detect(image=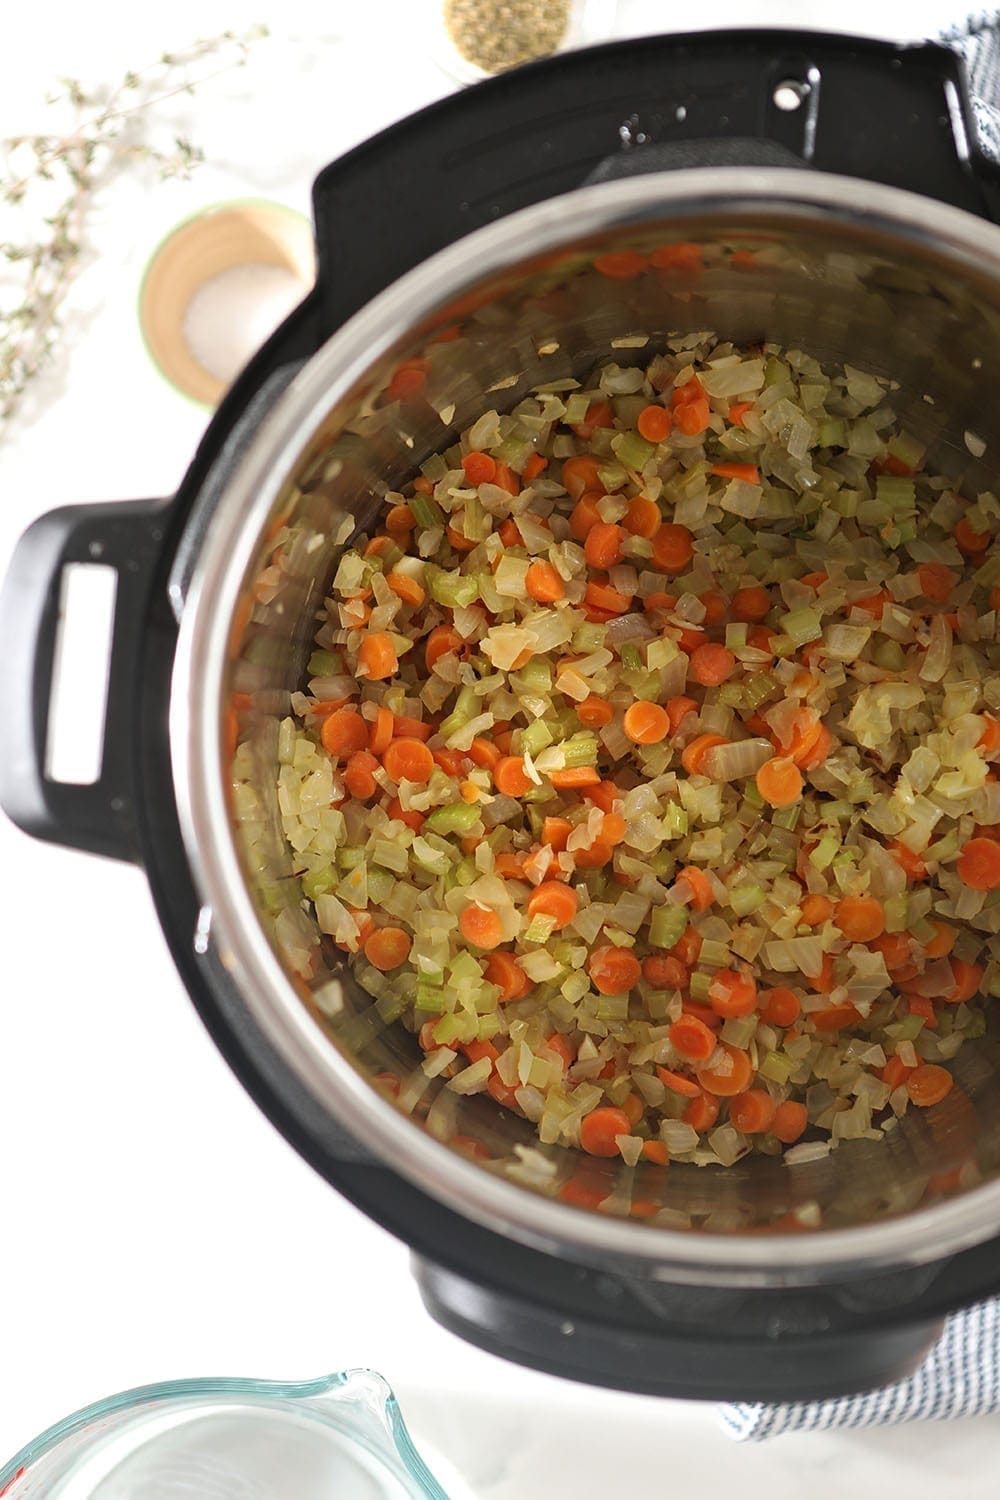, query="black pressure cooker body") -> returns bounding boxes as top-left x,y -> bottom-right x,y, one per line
6,33 -> 1000,1402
